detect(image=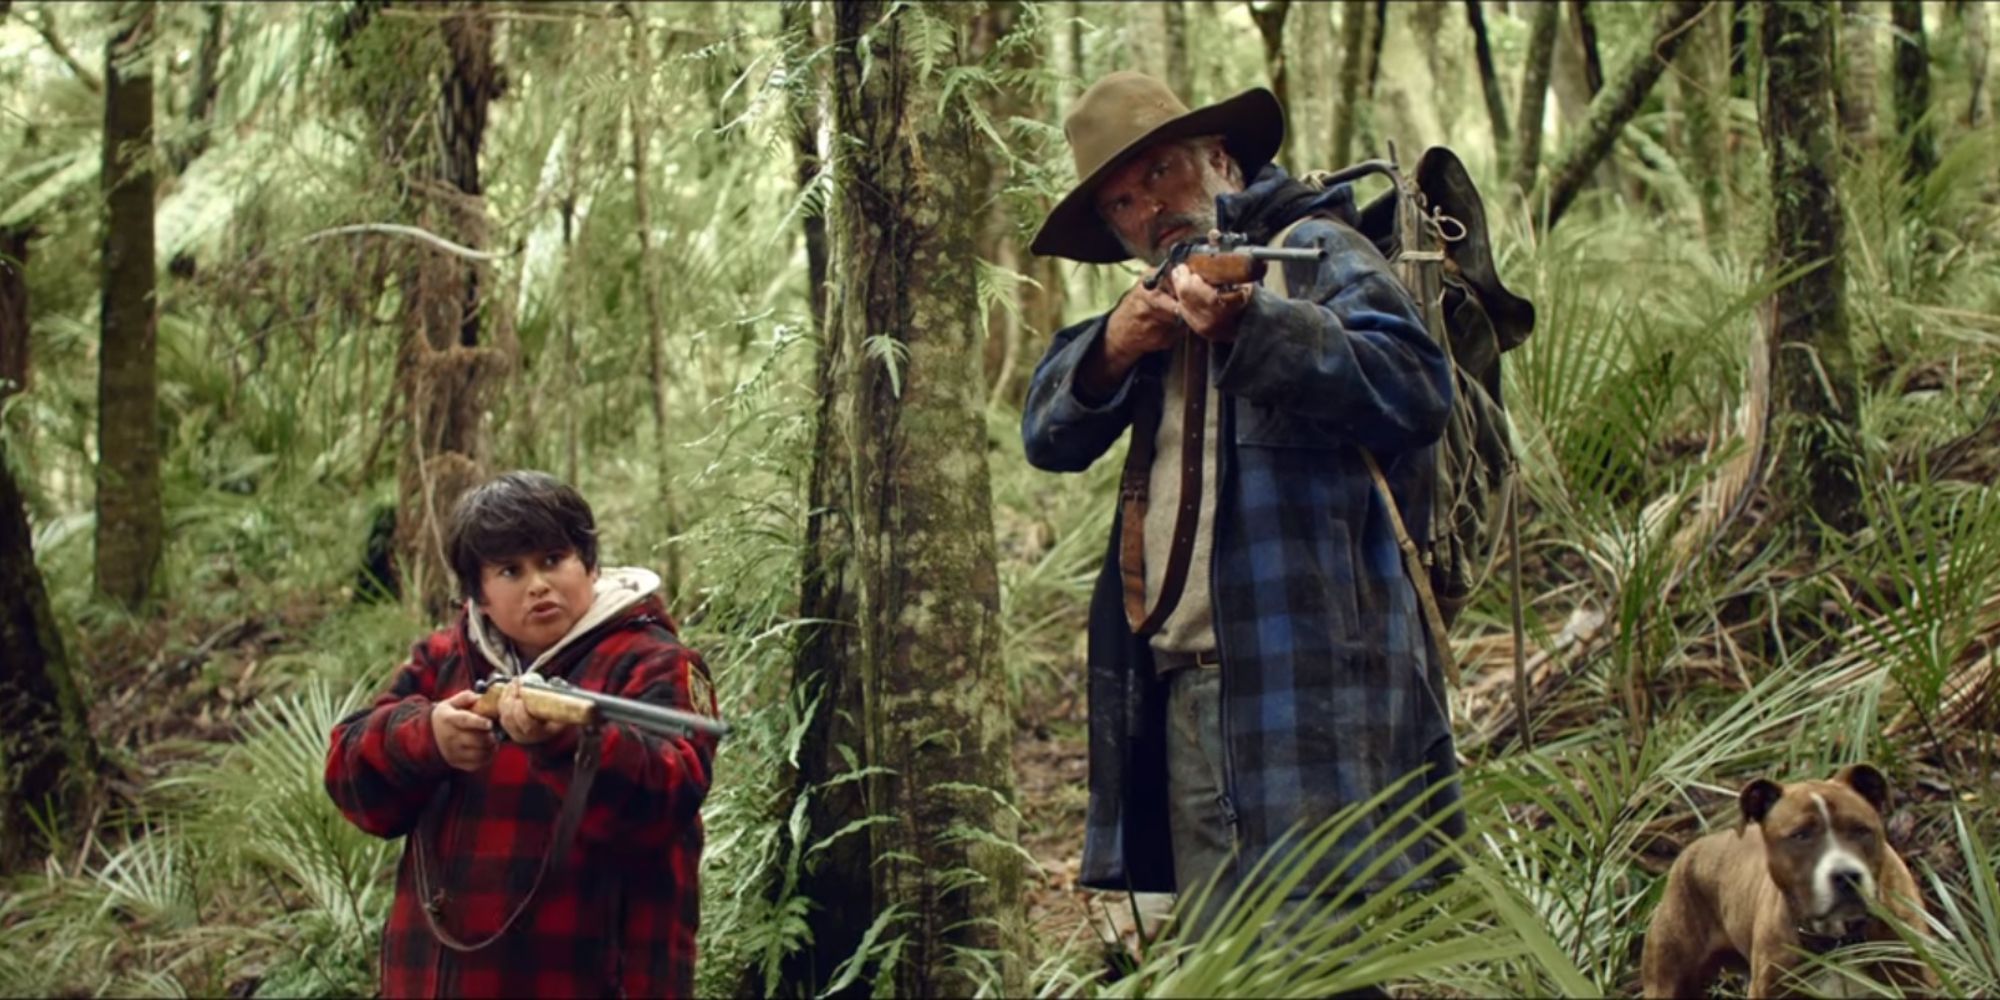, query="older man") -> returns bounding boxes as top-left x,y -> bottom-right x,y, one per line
1021,71 -> 1466,940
